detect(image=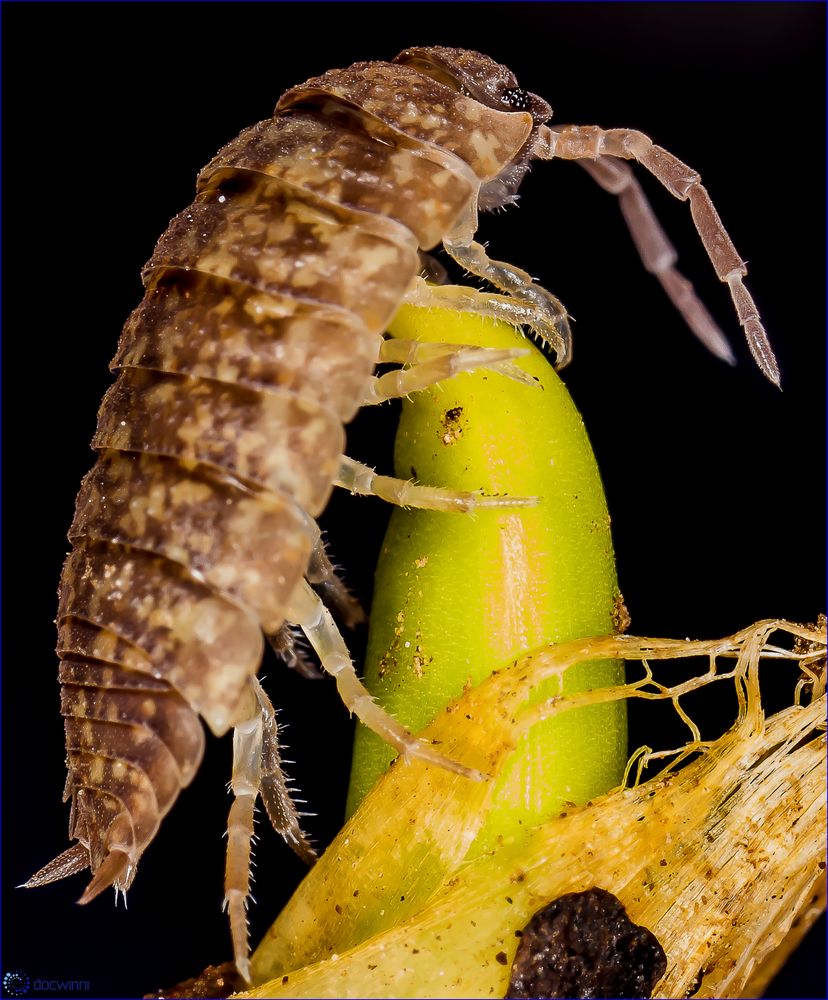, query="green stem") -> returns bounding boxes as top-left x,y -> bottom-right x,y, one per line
346,301 -> 626,852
